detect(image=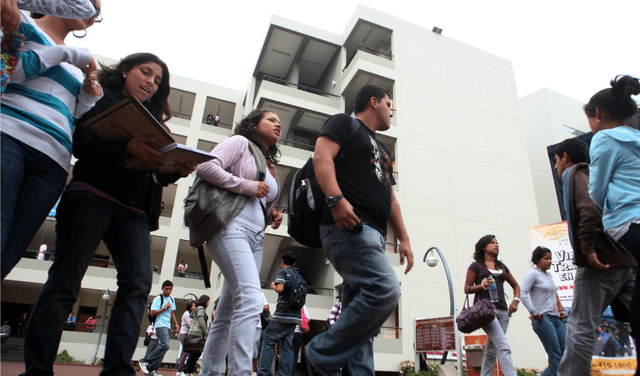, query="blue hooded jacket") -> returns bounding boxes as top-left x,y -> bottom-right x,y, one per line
588,125 -> 640,230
